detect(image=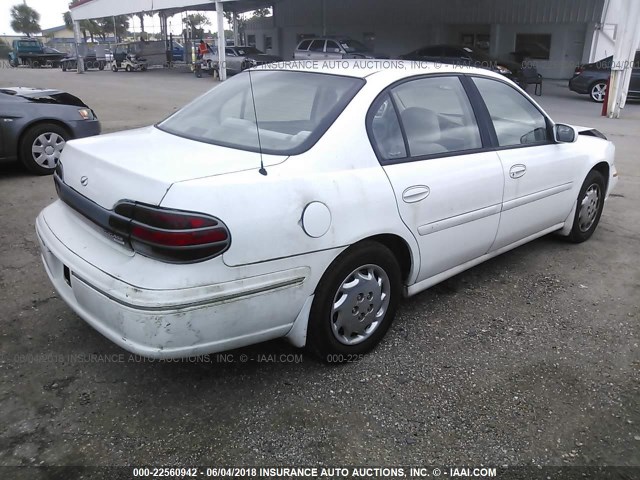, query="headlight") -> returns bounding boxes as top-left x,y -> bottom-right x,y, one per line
496,65 -> 512,75
78,108 -> 95,120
